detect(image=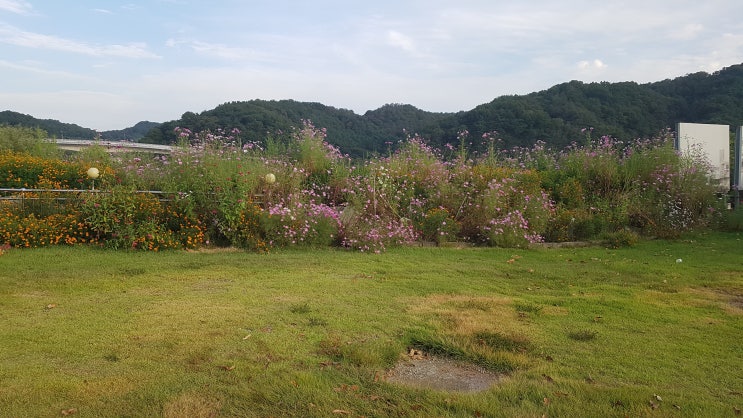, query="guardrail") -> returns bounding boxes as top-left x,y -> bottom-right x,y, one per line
0,188 -> 266,214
